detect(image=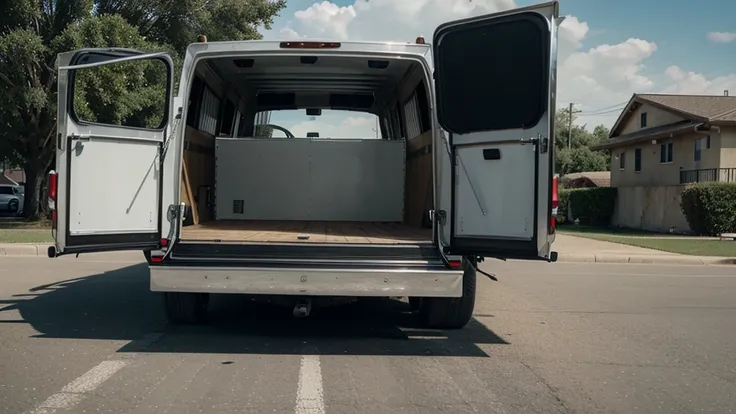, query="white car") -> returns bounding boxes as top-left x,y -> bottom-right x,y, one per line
0,184 -> 24,216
